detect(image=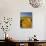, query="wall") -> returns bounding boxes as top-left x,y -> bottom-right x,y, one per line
0,0 -> 46,40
